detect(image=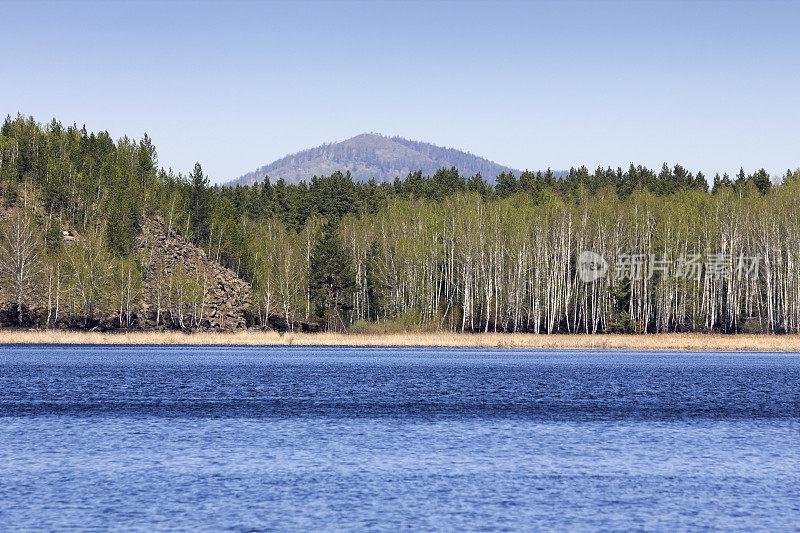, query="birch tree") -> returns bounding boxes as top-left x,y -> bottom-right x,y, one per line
0,209 -> 42,325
